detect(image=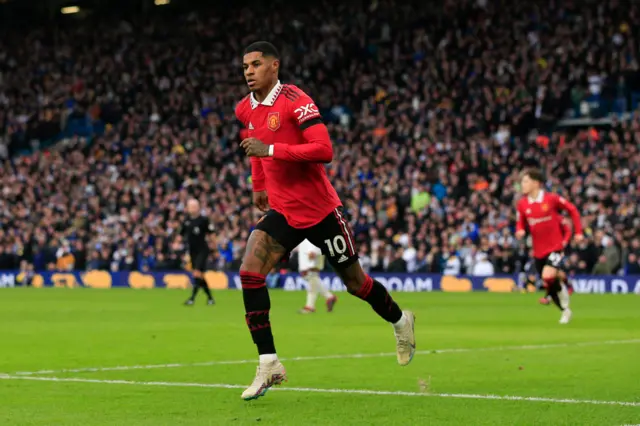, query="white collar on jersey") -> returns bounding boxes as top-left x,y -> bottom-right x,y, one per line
528,190 -> 545,204
249,80 -> 283,109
